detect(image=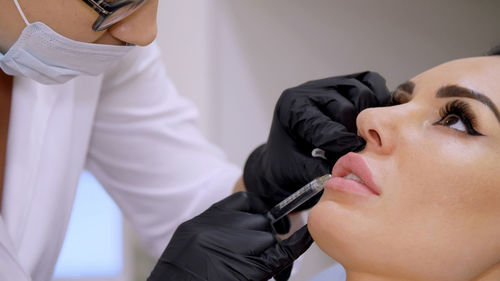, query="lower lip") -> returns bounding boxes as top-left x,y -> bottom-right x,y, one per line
325,177 -> 378,197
